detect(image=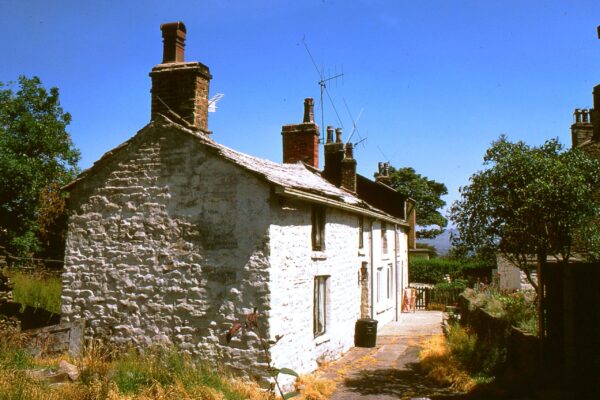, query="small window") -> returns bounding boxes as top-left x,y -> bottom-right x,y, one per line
312,205 -> 326,251
387,264 -> 393,300
314,276 -> 328,337
358,216 -> 364,249
381,222 -> 388,254
376,267 -> 382,303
